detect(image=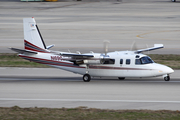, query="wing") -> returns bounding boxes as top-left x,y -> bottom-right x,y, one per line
60,53 -> 94,58
10,47 -> 37,54
59,53 -> 94,61
58,52 -> 104,65
135,44 -> 164,54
